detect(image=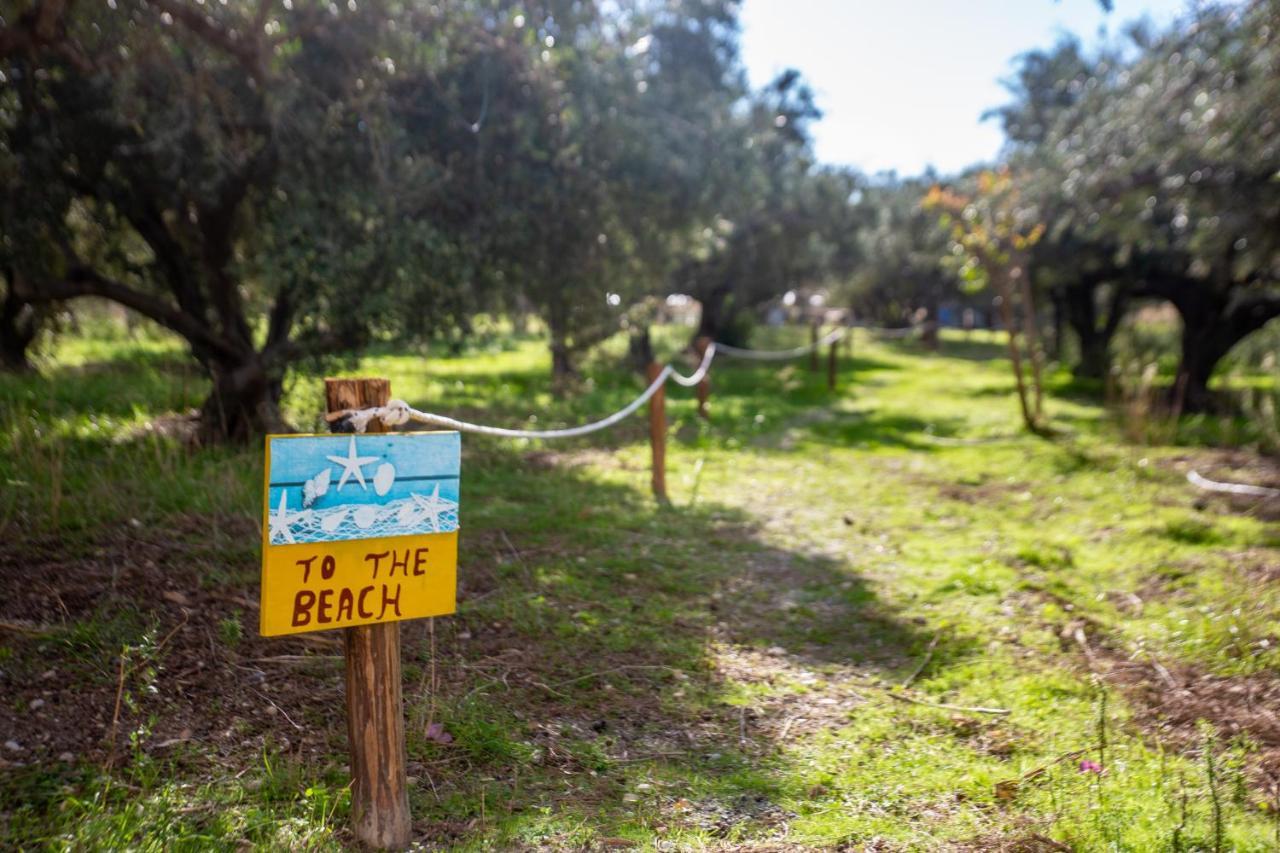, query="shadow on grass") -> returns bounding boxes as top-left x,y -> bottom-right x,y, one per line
0,420 -> 932,848
396,442 -> 931,845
